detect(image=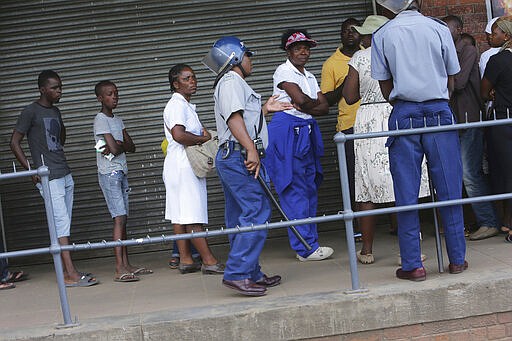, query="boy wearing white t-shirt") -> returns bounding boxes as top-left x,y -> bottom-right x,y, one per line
94,80 -> 152,283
